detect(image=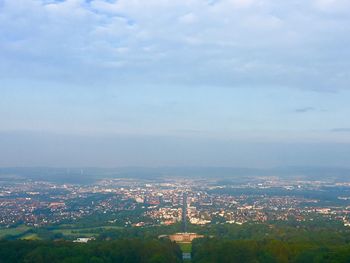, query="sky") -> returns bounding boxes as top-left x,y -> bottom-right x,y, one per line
1,0 -> 350,167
